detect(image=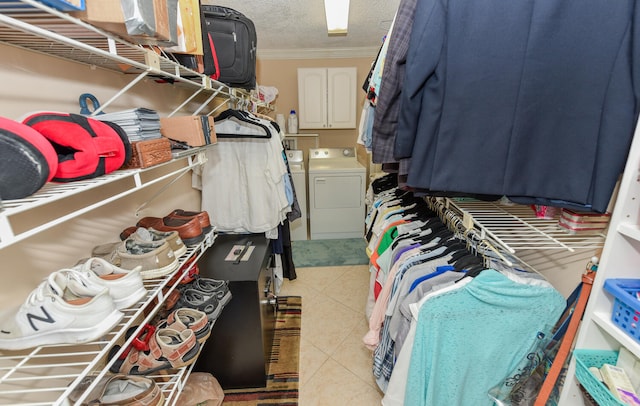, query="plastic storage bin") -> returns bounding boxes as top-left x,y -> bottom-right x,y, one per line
573,349 -> 625,406
604,279 -> 640,343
